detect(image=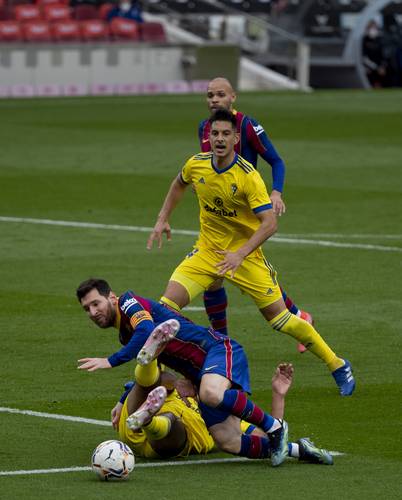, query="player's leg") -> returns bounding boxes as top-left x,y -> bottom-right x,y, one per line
250,427 -> 333,465
260,299 -> 355,395
203,278 -> 228,335
227,255 -> 355,396
199,355 -> 288,467
160,248 -> 218,311
280,286 -> 312,353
